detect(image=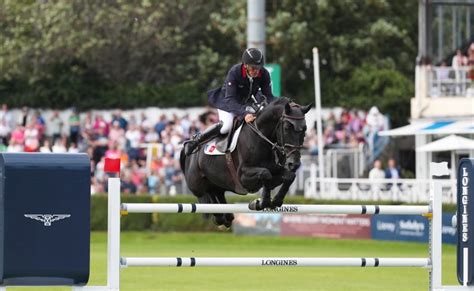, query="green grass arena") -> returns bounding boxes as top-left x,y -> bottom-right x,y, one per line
18,232 -> 457,291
